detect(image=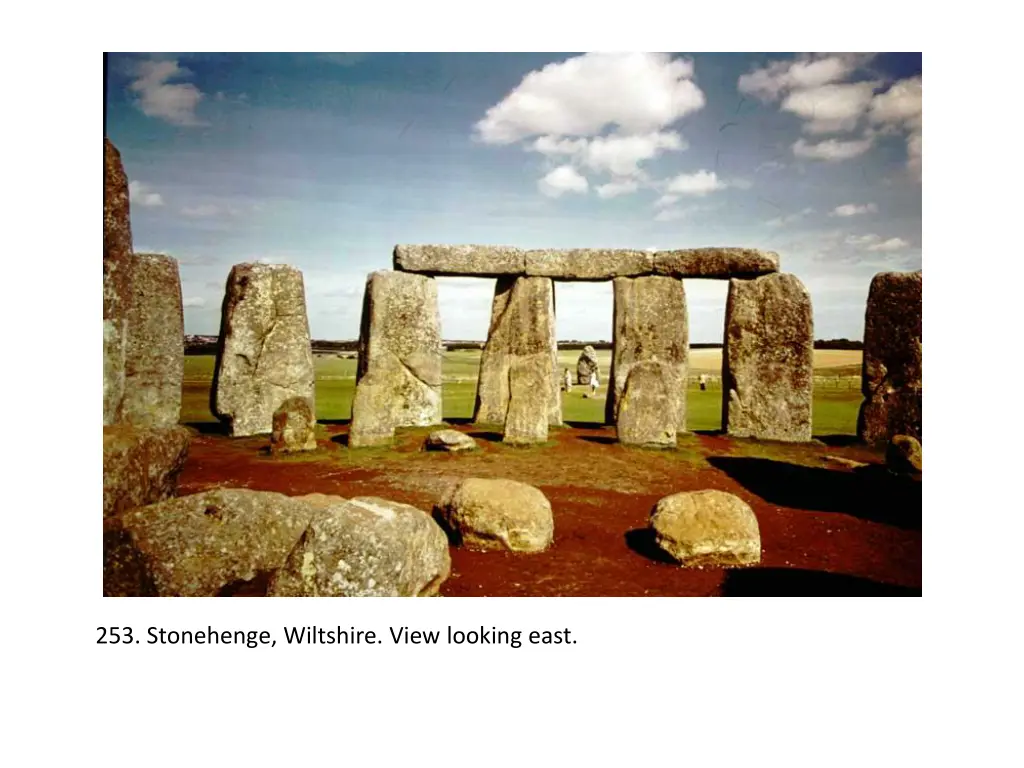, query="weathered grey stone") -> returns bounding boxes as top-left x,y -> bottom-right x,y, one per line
116,489 -> 321,597
212,263 -> 315,437
653,248 -> 779,279
436,478 -> 554,552
269,496 -> 451,596
886,434 -> 922,478
723,273 -> 813,442
474,276 -> 560,433
650,490 -> 761,567
103,424 -> 191,520
394,244 -> 525,275
606,276 -> 688,430
525,248 -> 654,280
425,429 -> 478,452
504,354 -> 550,444
122,253 -> 184,428
576,345 -> 599,385
858,271 -> 922,444
350,271 -> 443,448
615,361 -> 677,448
104,138 -> 134,425
271,396 -> 318,453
